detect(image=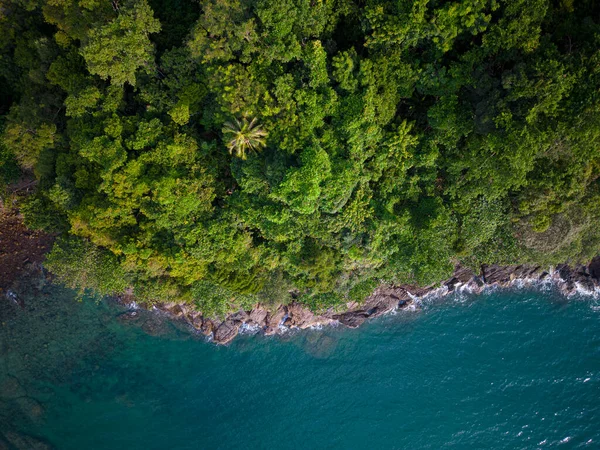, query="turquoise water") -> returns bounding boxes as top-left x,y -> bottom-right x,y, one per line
1,281 -> 600,449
